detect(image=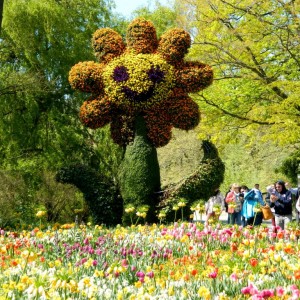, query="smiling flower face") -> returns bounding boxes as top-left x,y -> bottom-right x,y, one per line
69,18 -> 213,147
103,53 -> 174,110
